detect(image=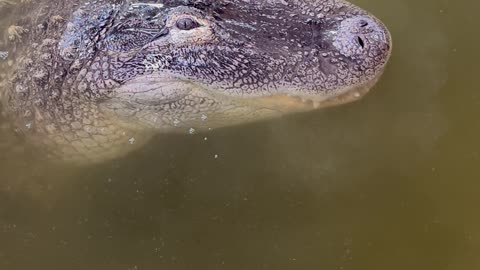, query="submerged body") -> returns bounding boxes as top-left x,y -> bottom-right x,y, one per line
0,0 -> 391,163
